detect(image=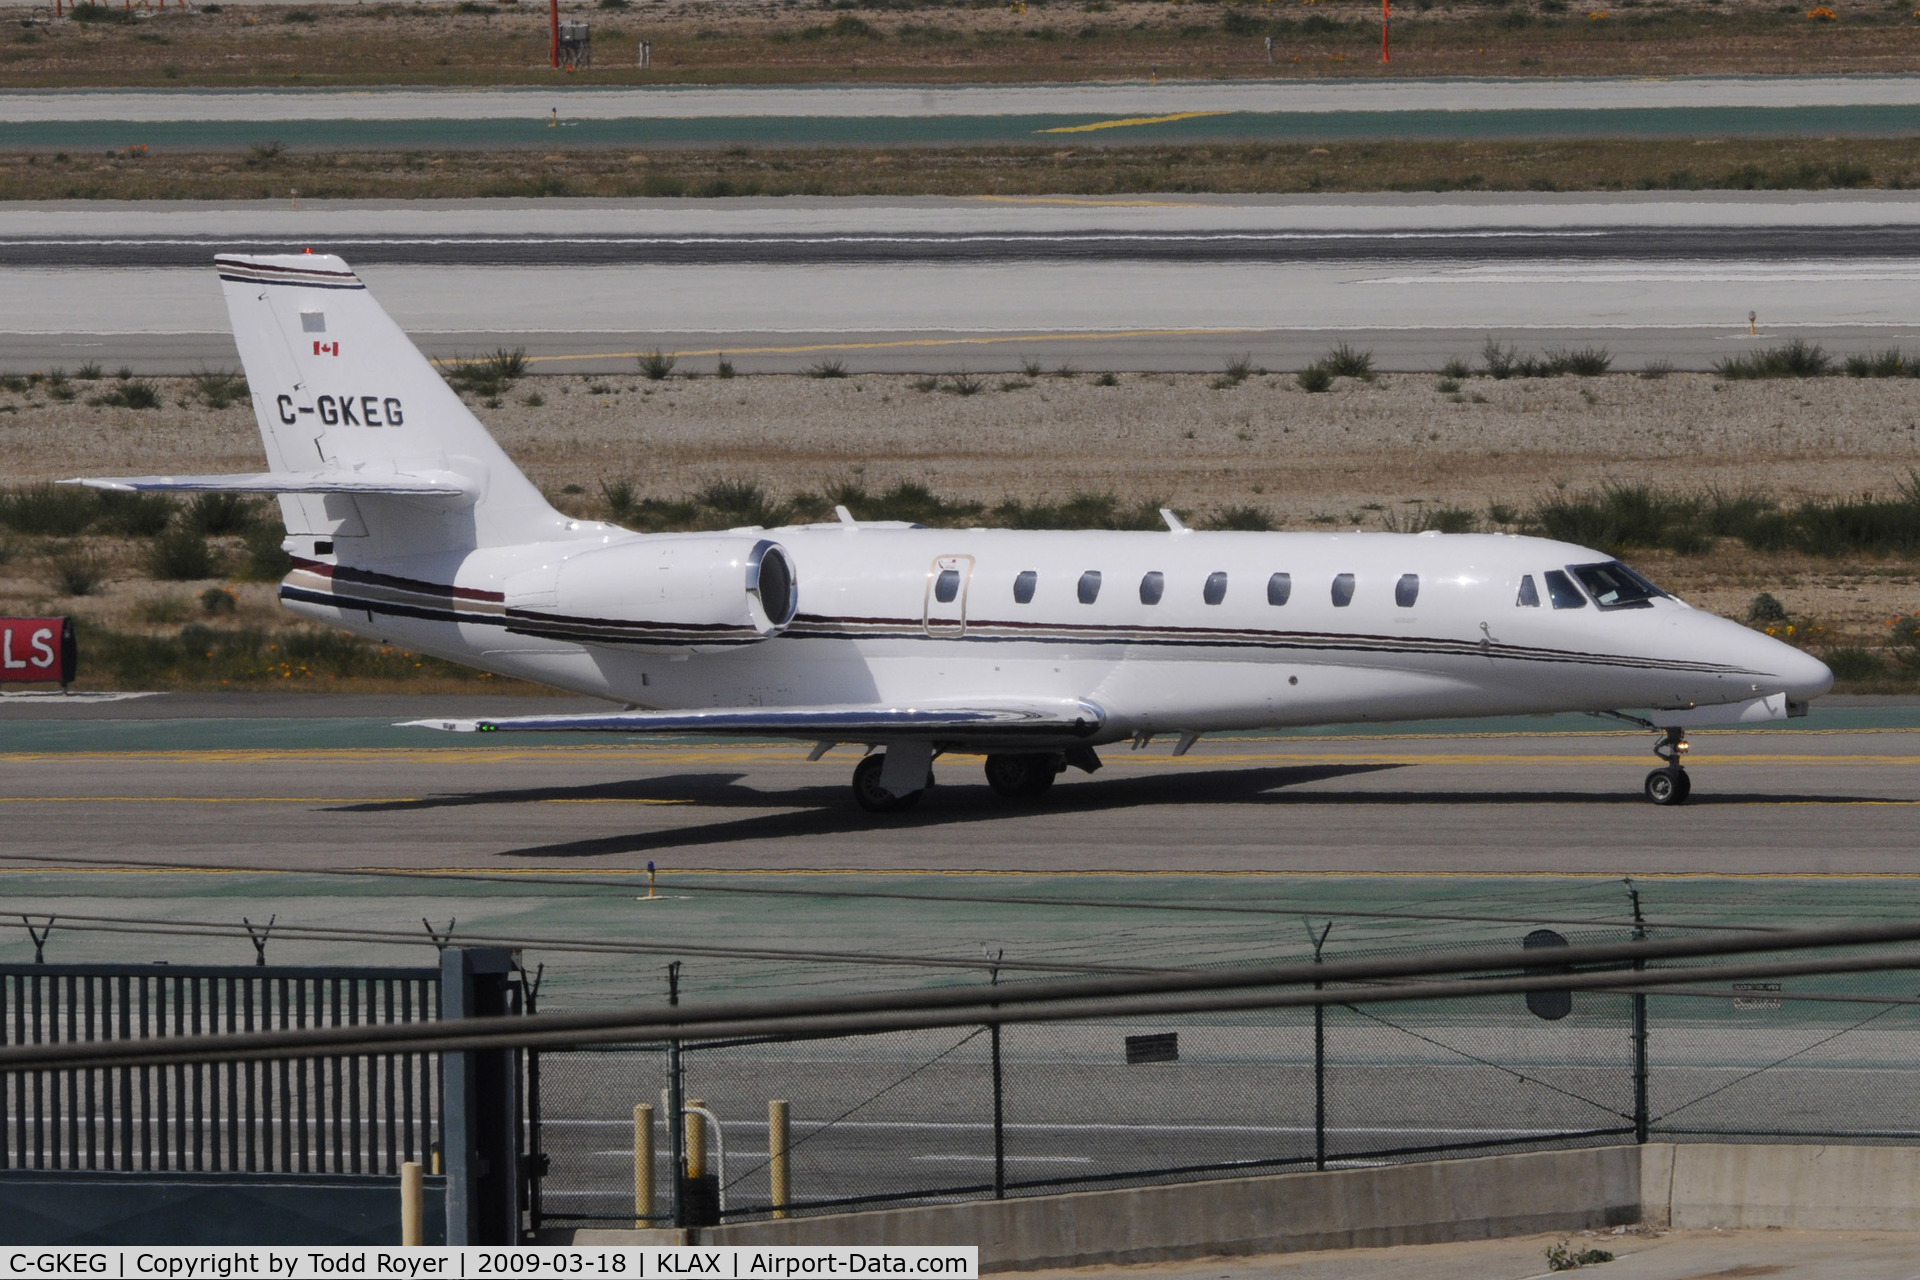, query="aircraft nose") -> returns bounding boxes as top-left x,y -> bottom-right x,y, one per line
1727,616 -> 1834,701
